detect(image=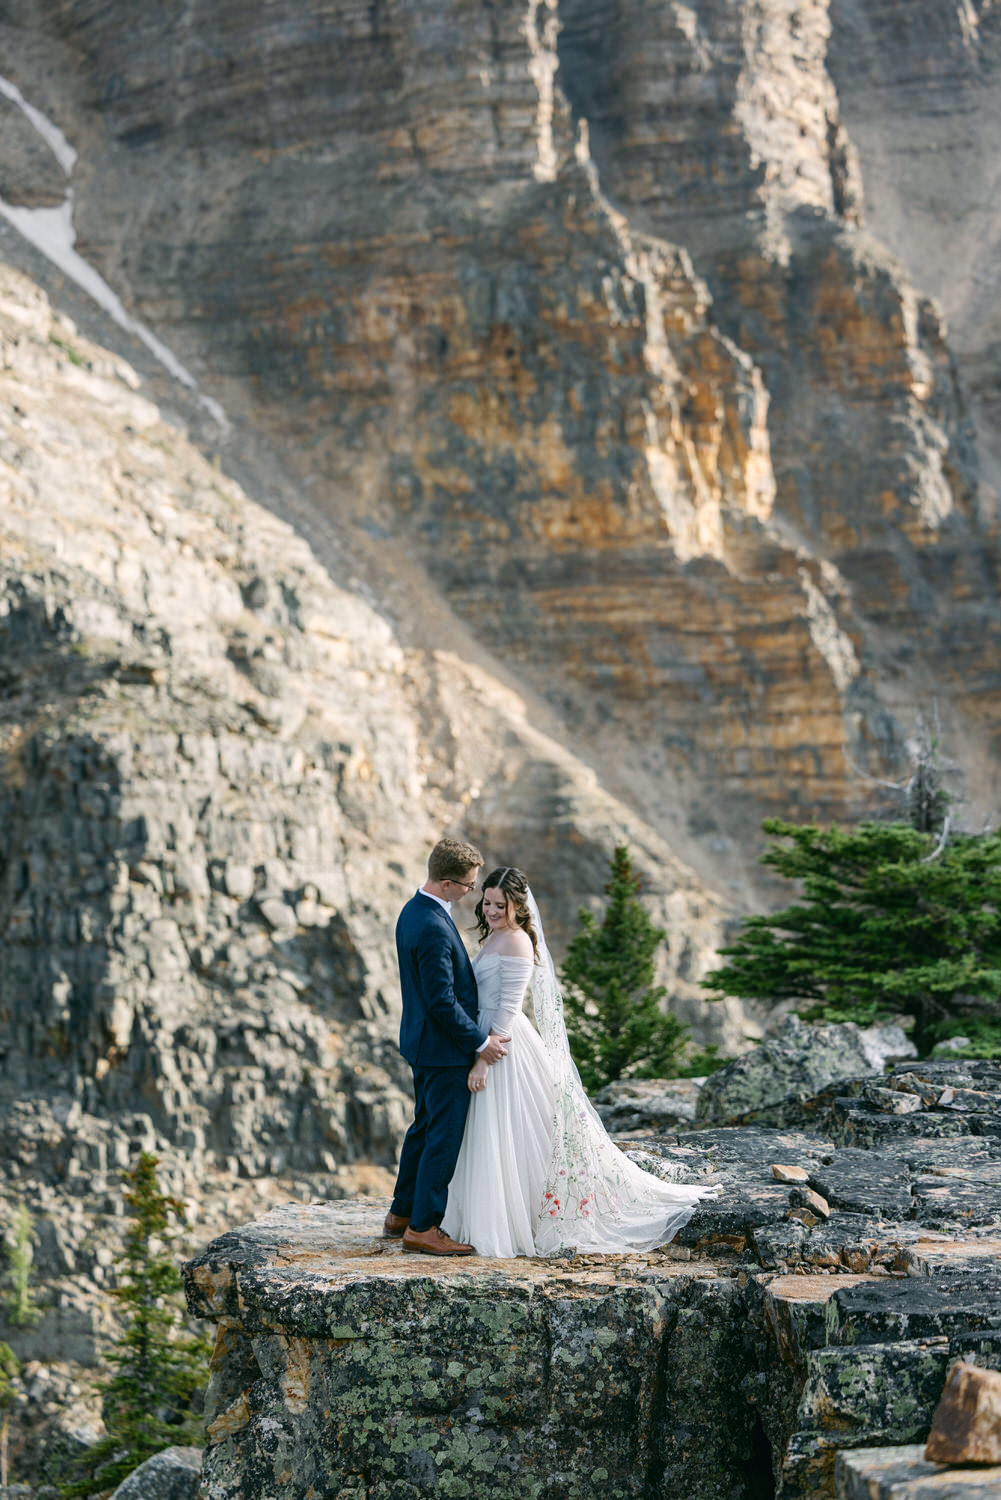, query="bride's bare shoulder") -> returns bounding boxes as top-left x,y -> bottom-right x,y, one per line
494,927 -> 533,959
